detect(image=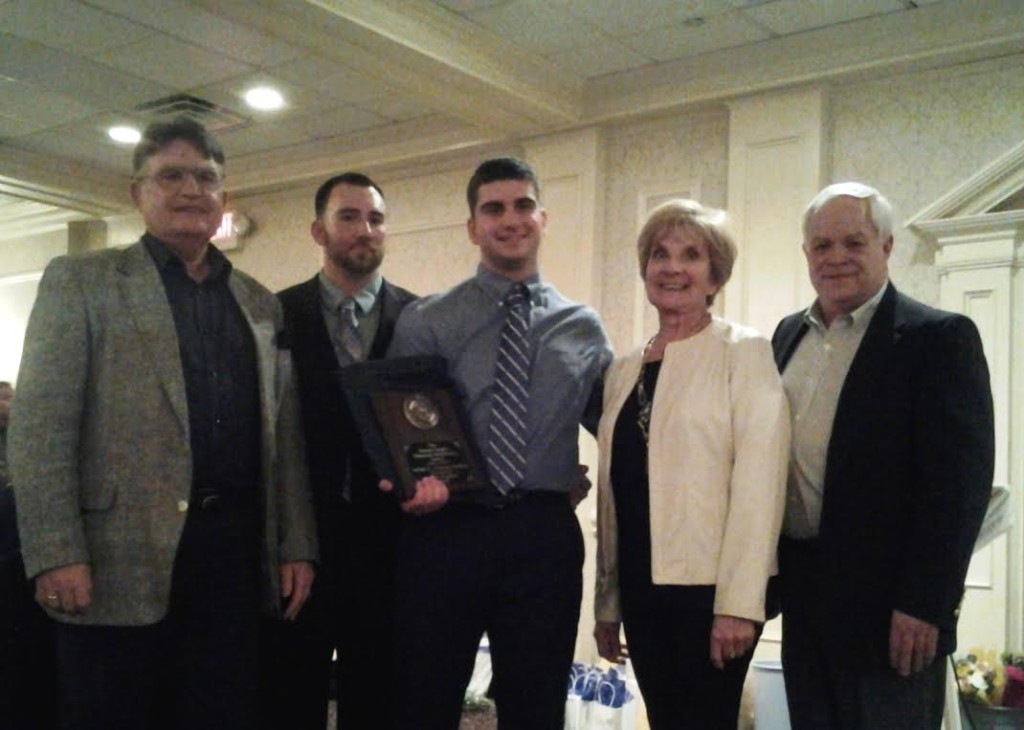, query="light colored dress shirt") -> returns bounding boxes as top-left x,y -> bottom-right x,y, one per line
318,271 -> 383,365
388,265 -> 612,494
782,283 -> 887,538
